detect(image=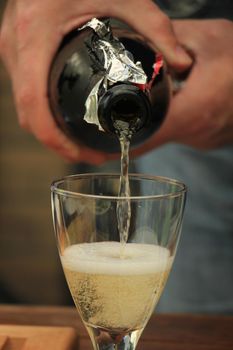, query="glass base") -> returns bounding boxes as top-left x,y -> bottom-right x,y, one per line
86,324 -> 143,350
